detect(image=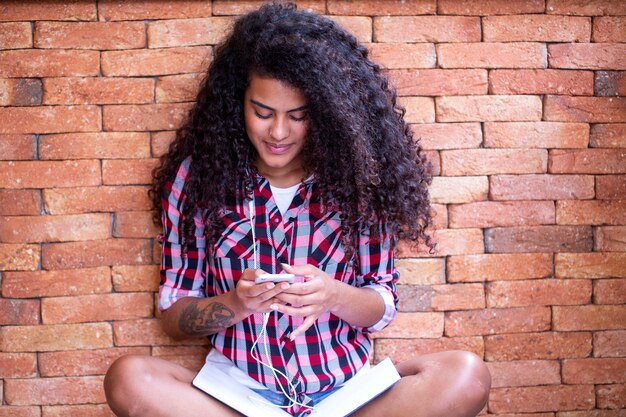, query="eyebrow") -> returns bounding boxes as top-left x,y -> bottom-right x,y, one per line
250,99 -> 308,113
